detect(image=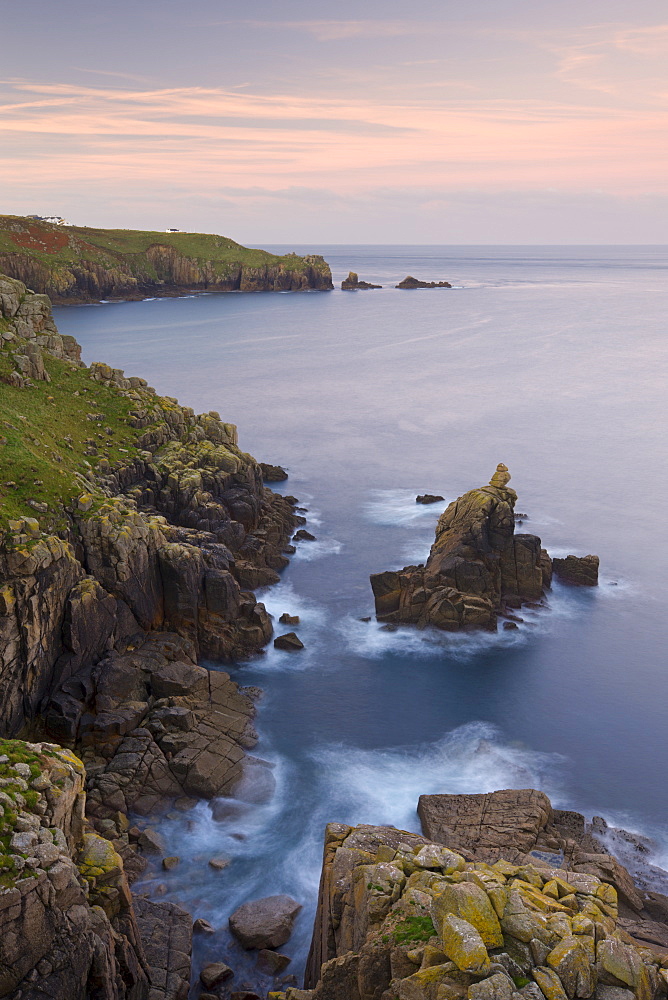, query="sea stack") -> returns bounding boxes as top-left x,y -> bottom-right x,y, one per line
370,464 -> 597,631
341,271 -> 382,289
